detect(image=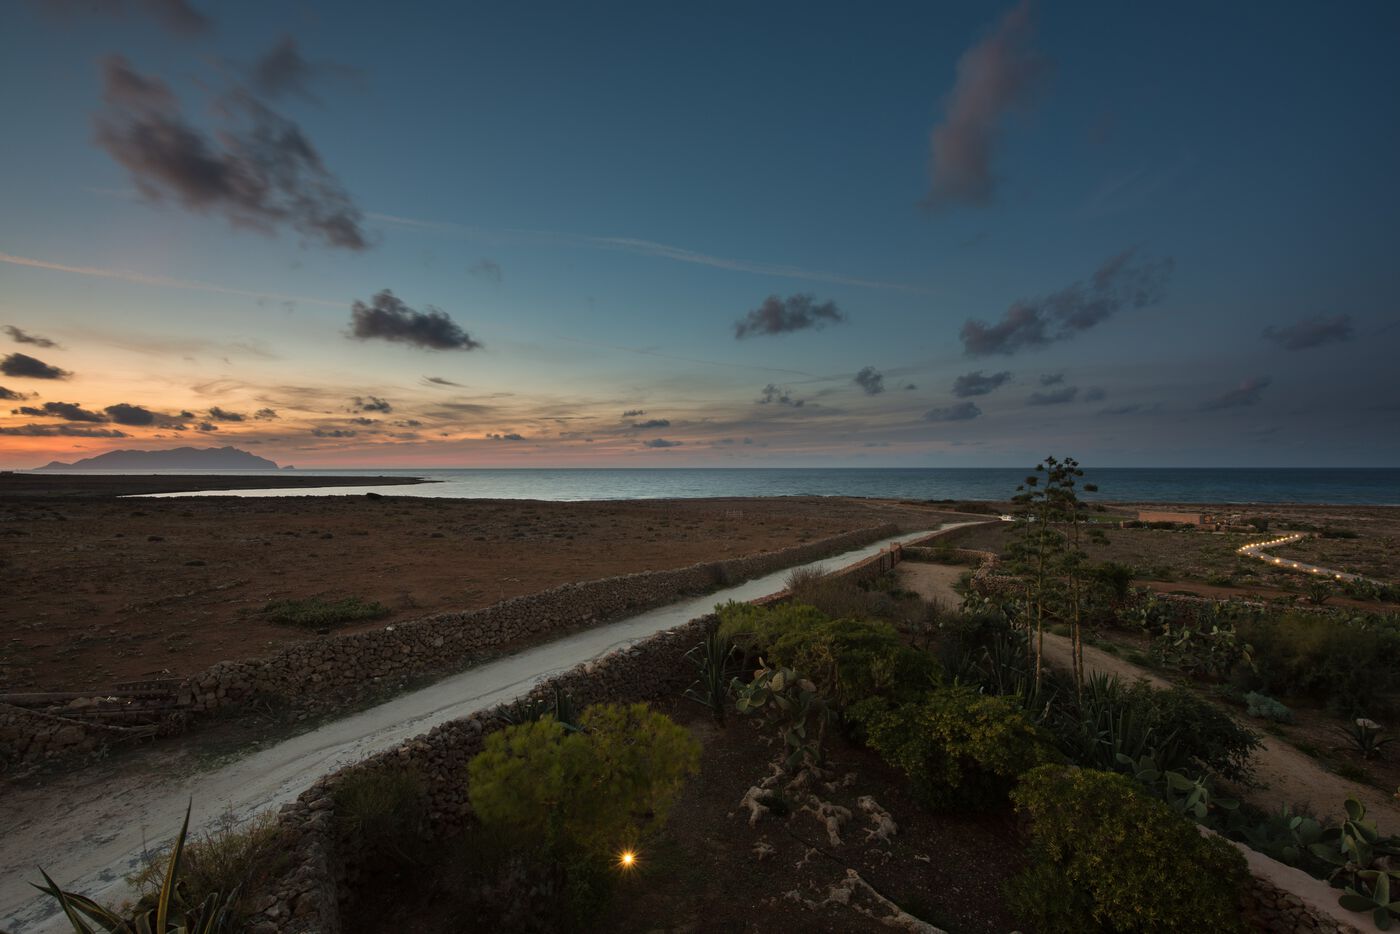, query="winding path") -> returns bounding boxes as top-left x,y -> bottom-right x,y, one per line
1236,533 -> 1361,582
0,525 -> 977,934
